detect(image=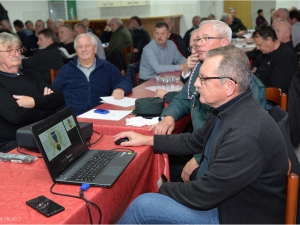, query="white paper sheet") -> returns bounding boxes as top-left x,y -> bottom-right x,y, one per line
99,96 -> 136,107
78,109 -> 132,121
